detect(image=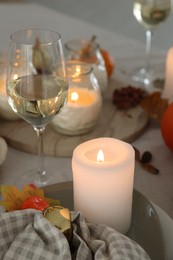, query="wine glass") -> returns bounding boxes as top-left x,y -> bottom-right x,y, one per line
132,0 -> 172,91
6,29 -> 68,187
